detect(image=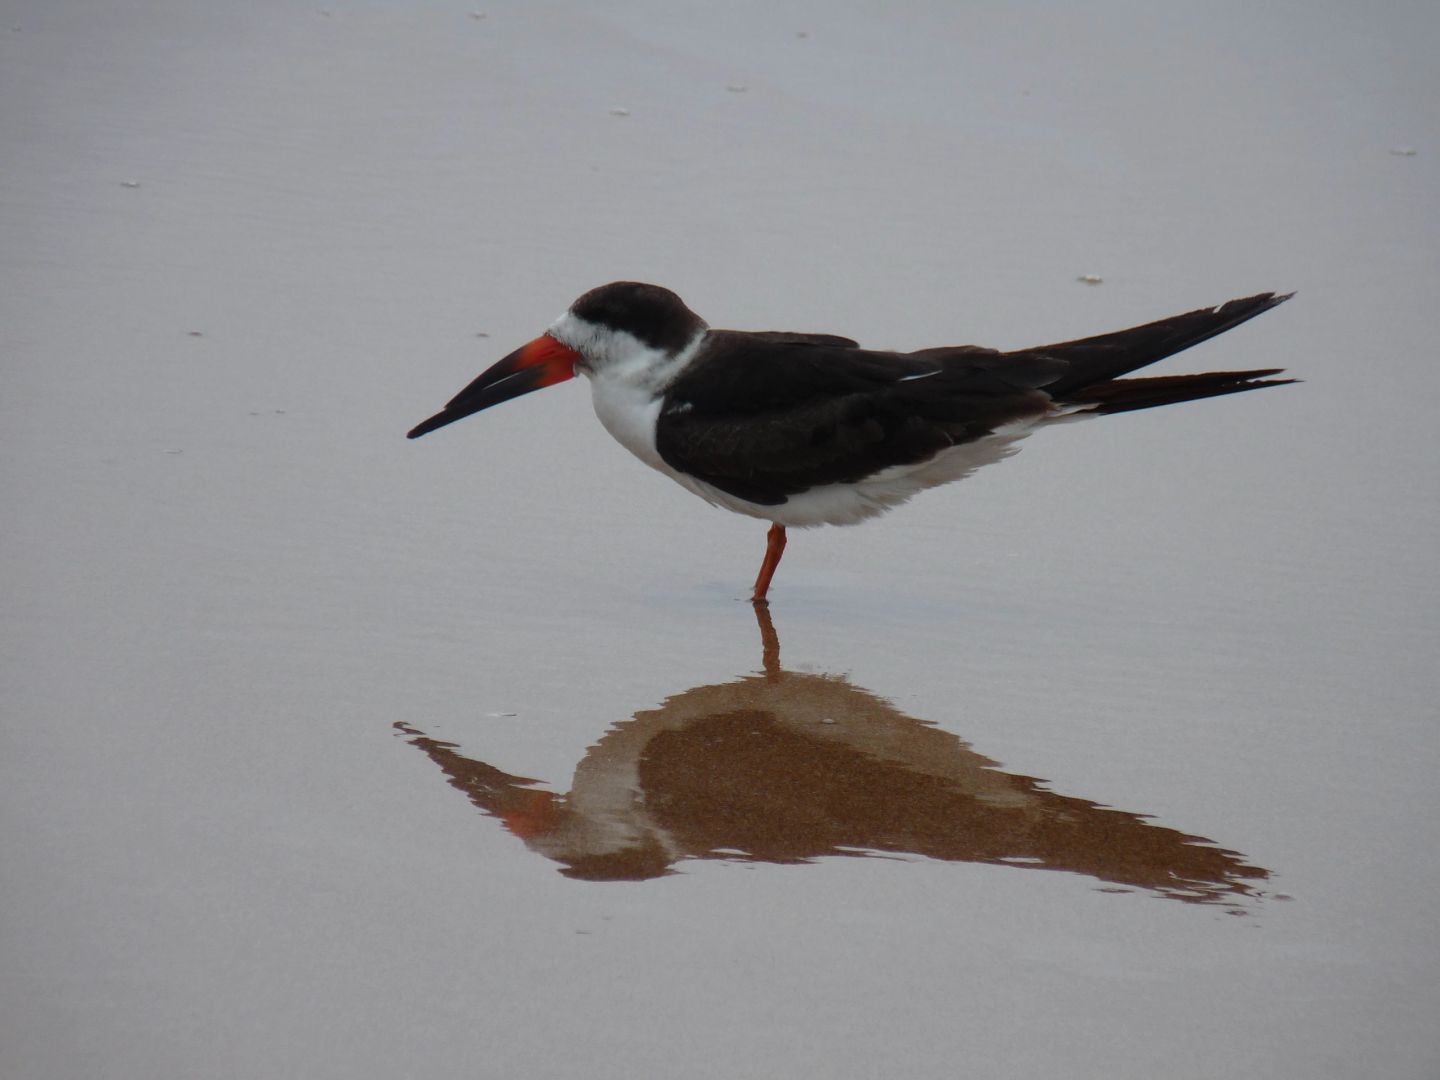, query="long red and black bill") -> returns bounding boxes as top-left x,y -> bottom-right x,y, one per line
407,335 -> 580,439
